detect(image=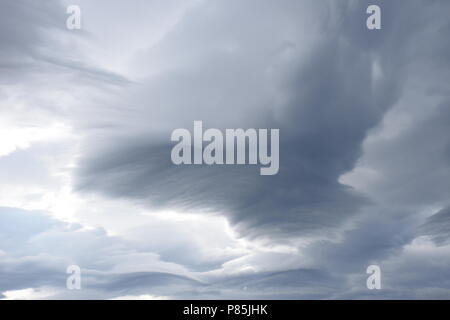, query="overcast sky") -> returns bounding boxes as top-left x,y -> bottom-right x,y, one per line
1,0 -> 450,299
